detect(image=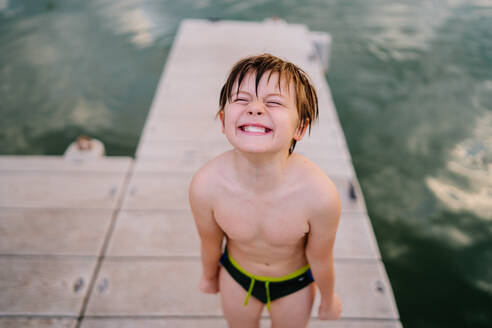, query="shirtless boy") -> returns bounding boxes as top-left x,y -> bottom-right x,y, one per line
189,54 -> 342,328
